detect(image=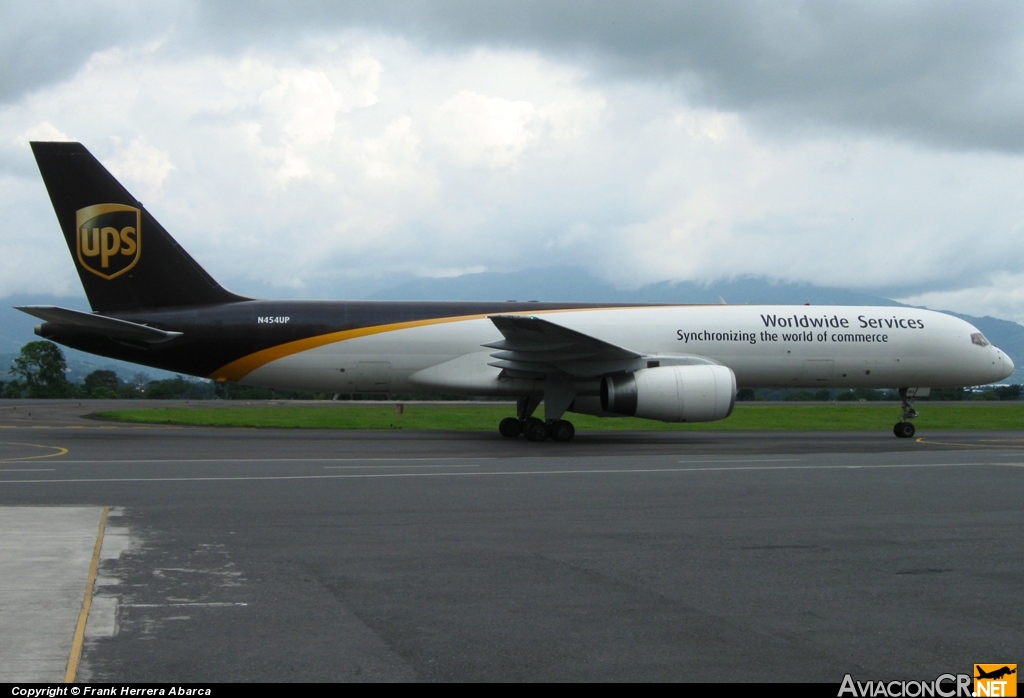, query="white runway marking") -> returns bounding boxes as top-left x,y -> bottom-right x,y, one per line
676,458 -> 801,464
0,461 -> 1003,485
44,457 -> 494,464
120,602 -> 249,608
674,461 -> 985,471
323,463 -> 480,469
